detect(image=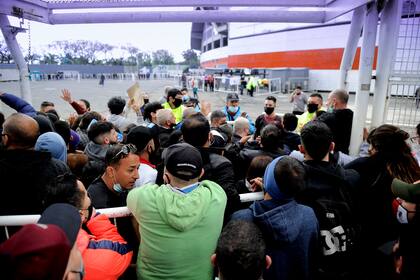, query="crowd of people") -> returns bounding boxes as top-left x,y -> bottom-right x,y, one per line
0,85 -> 419,280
